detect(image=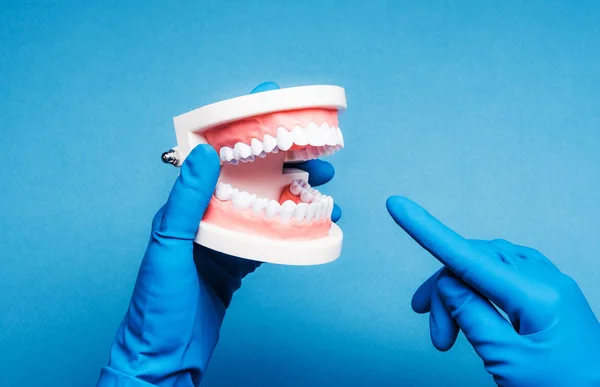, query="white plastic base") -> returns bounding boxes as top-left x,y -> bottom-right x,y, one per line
195,221 -> 343,266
